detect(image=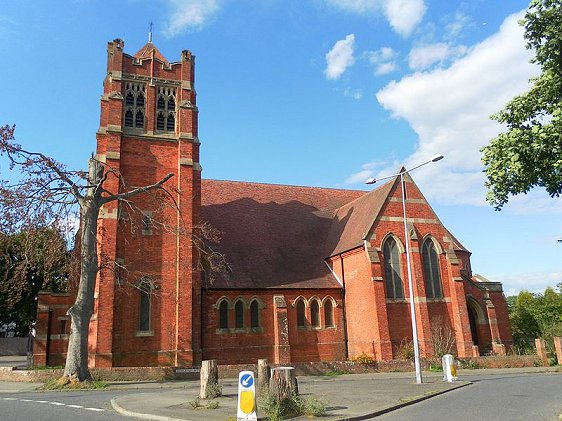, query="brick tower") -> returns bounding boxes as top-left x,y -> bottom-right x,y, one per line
91,38 -> 201,367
